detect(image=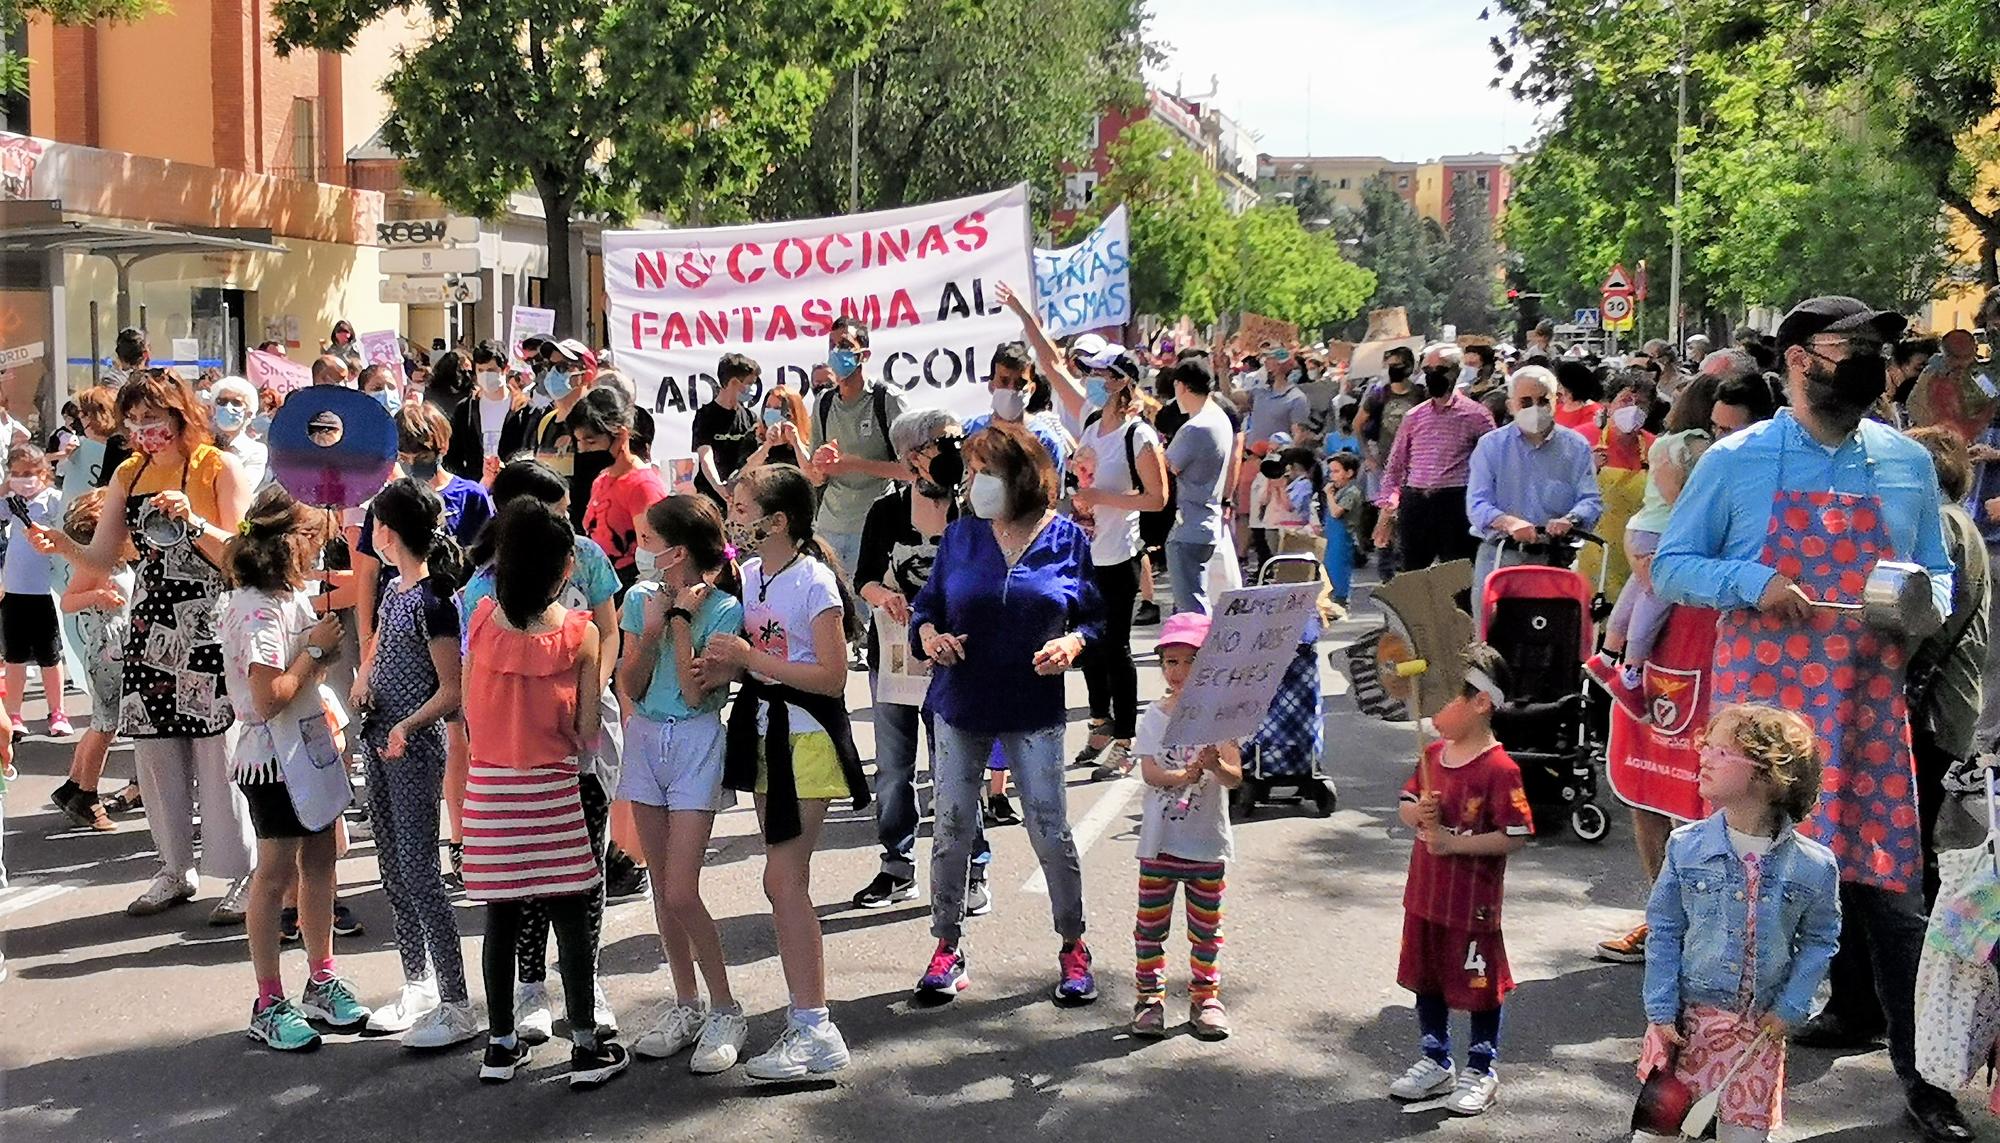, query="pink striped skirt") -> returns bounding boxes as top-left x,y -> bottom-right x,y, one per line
461,759 -> 602,902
